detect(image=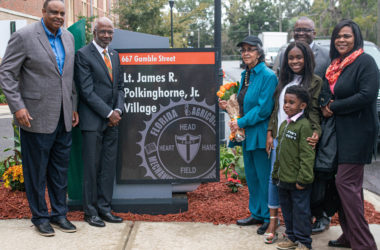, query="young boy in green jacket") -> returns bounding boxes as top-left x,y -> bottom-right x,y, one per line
272,85 -> 315,250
